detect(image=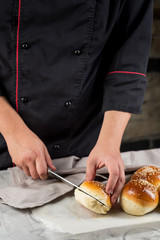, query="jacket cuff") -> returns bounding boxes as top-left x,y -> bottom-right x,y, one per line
102,73 -> 148,114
